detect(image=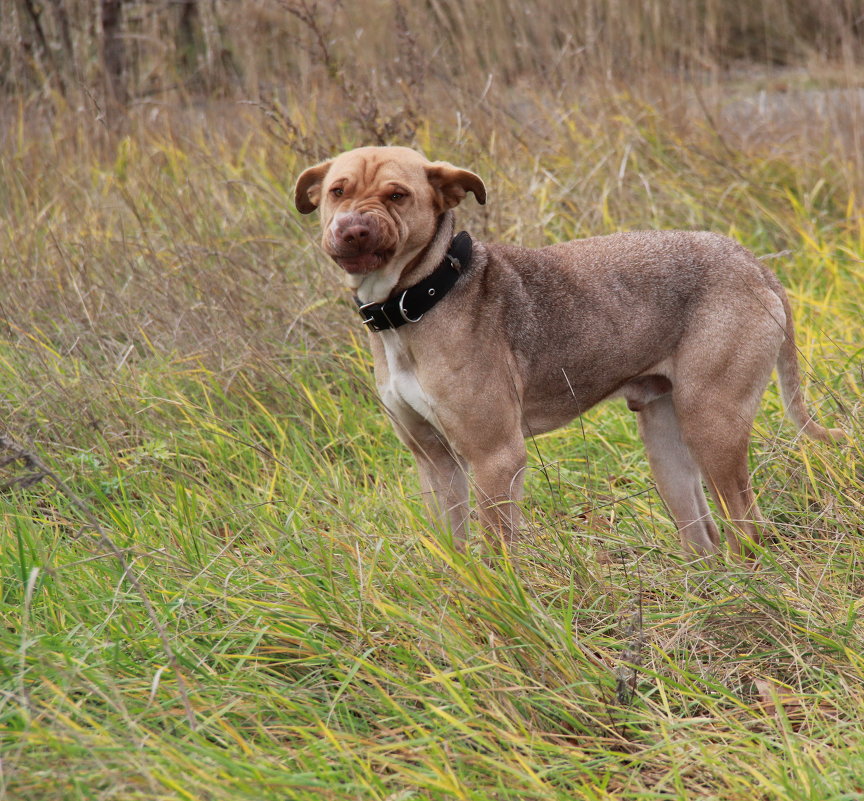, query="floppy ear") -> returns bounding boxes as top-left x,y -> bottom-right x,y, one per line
294,159 -> 334,214
425,162 -> 487,211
